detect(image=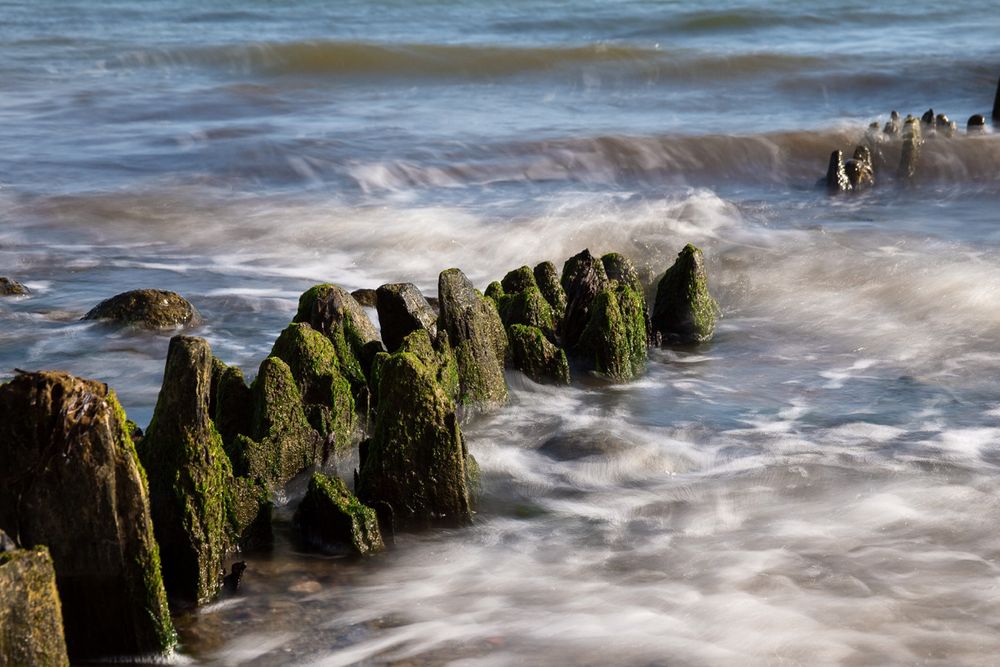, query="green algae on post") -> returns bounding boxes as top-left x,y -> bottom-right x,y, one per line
652,244 -> 720,344
294,472 -> 384,556
0,372 -> 175,659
